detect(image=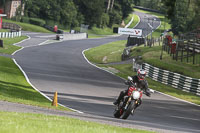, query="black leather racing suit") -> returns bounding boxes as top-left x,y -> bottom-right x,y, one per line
114,75 -> 151,106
